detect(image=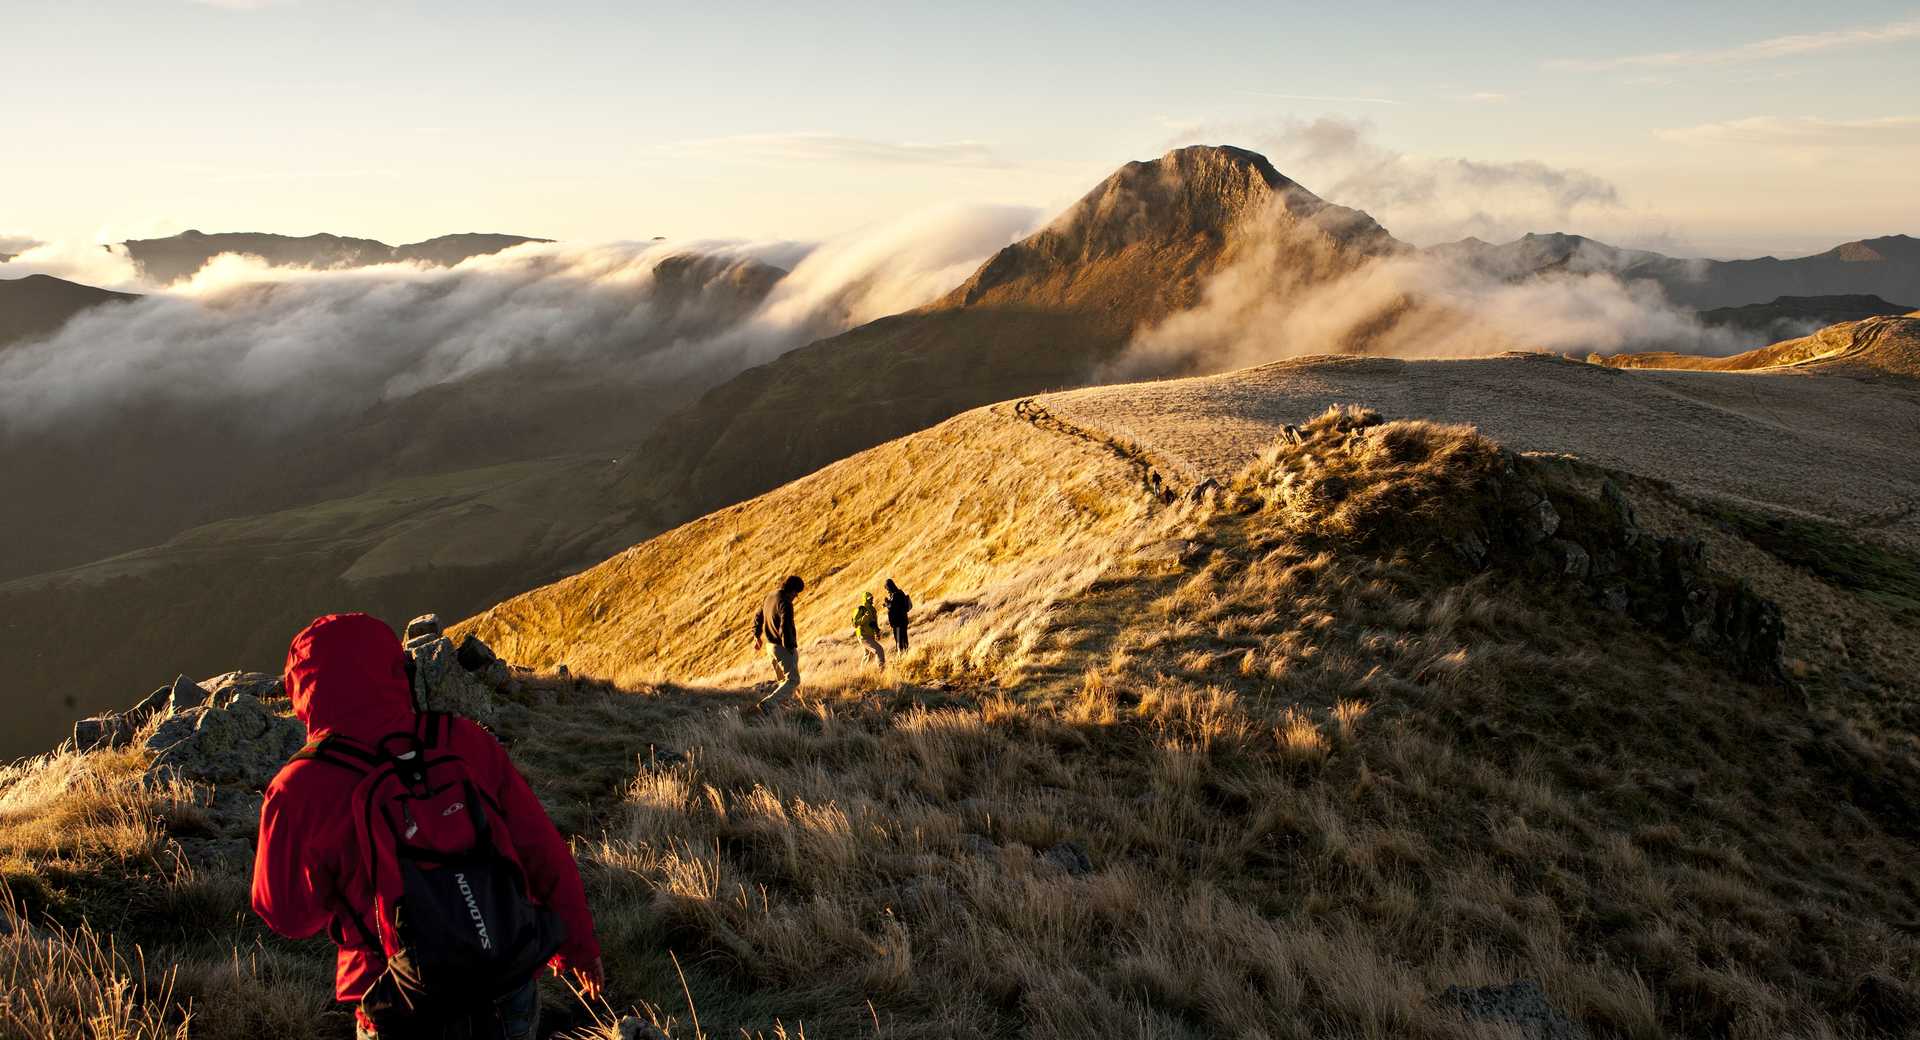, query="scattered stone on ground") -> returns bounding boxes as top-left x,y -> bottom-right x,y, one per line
166,673 -> 210,714
1042,840 -> 1094,876
74,681 -> 179,751
404,612 -> 442,642
202,670 -> 284,705
72,711 -> 140,752
613,1018 -> 672,1040
1435,979 -> 1586,1040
